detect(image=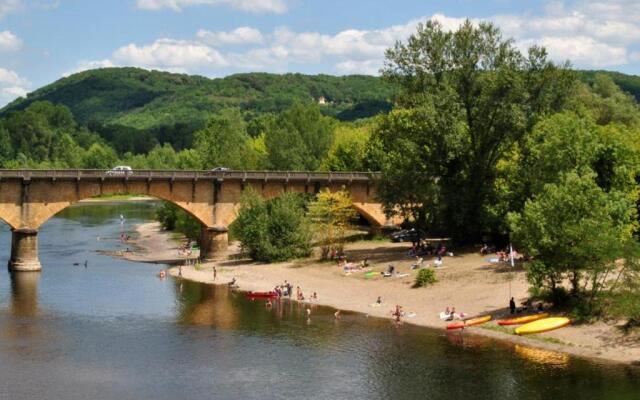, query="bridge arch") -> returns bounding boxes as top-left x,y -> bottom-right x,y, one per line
18,178 -> 216,229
